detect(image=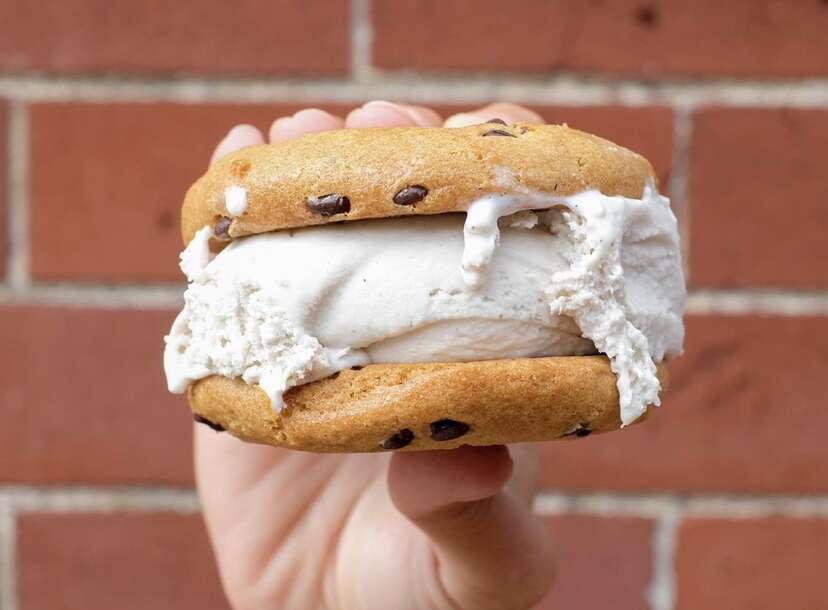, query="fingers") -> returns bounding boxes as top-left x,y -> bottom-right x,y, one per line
210,102 -> 536,168
505,443 -> 540,507
388,445 -> 555,609
444,102 -> 543,128
269,108 -> 345,143
347,100 -> 443,128
211,100 -> 440,168
210,124 -> 265,166
210,109 -> 346,167
389,445 -> 514,516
